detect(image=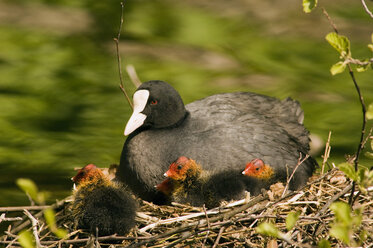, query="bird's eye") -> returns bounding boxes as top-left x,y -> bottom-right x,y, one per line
177,165 -> 182,170
150,100 -> 158,105
255,167 -> 260,171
